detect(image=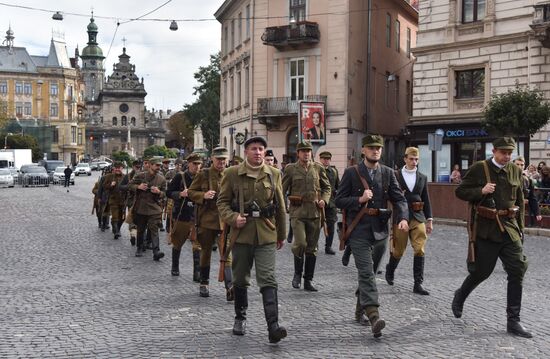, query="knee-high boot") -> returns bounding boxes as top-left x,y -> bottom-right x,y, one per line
413,256 -> 429,295
385,255 -> 400,285
232,286 -> 248,335
506,281 -> 532,338
192,250 -> 201,282
224,266 -> 234,302
292,256 -> 303,289
171,248 -> 181,276
199,266 -> 210,297
261,287 -> 287,343
303,254 -> 318,292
